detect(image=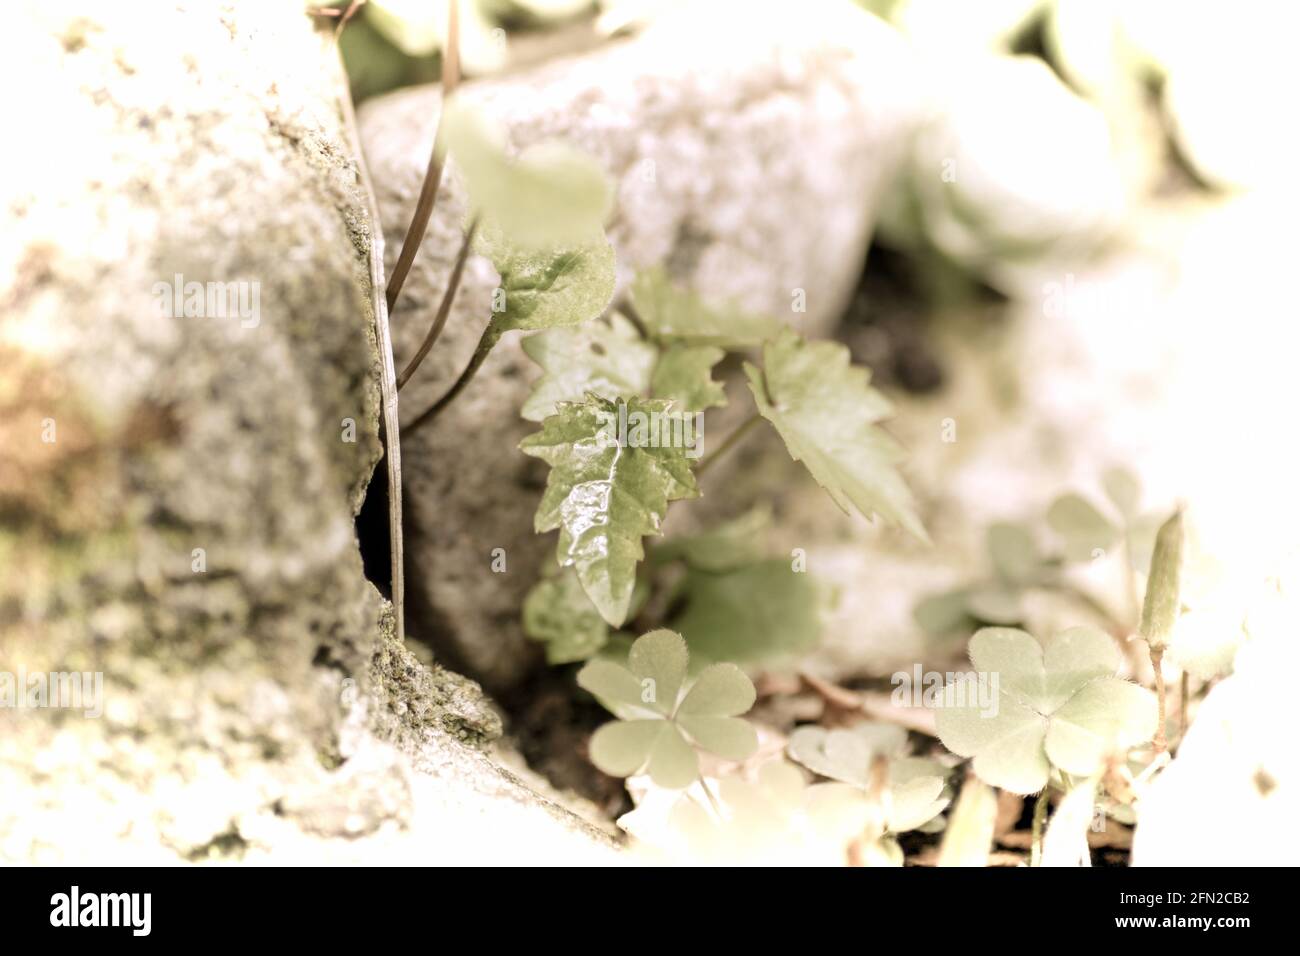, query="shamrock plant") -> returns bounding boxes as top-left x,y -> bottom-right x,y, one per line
914,467 -> 1167,637
787,723 -> 951,848
934,625 -> 1157,794
577,629 -> 759,789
